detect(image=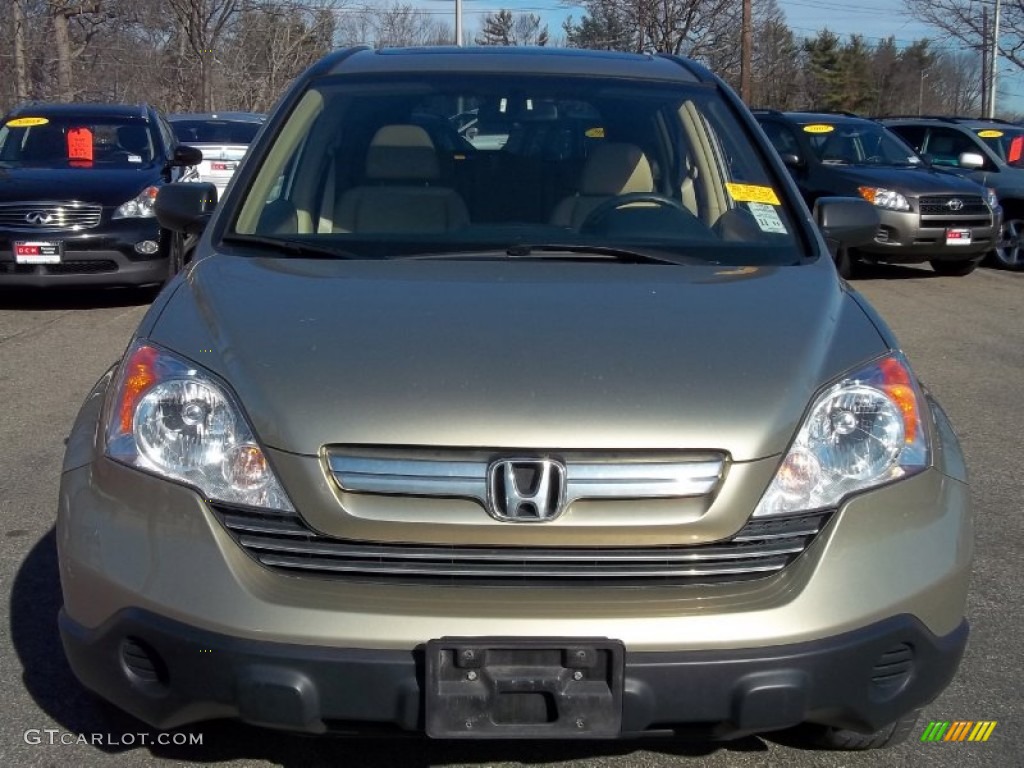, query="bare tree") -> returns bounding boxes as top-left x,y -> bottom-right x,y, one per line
166,0 -> 241,111
904,0 -> 1023,71
14,0 -> 30,101
367,2 -> 453,47
476,10 -> 549,46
